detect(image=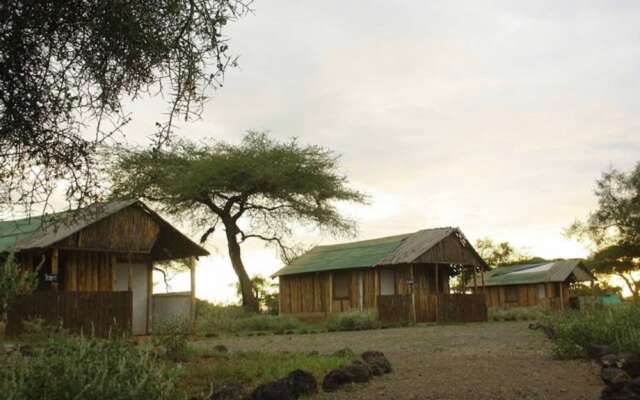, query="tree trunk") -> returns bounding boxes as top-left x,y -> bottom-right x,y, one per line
617,273 -> 639,303
224,224 -> 260,312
